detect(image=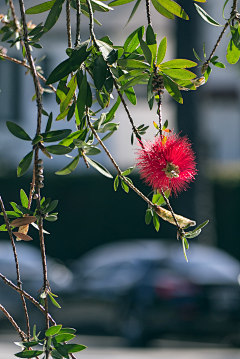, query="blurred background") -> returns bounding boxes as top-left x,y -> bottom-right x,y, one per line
1,0 -> 240,352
